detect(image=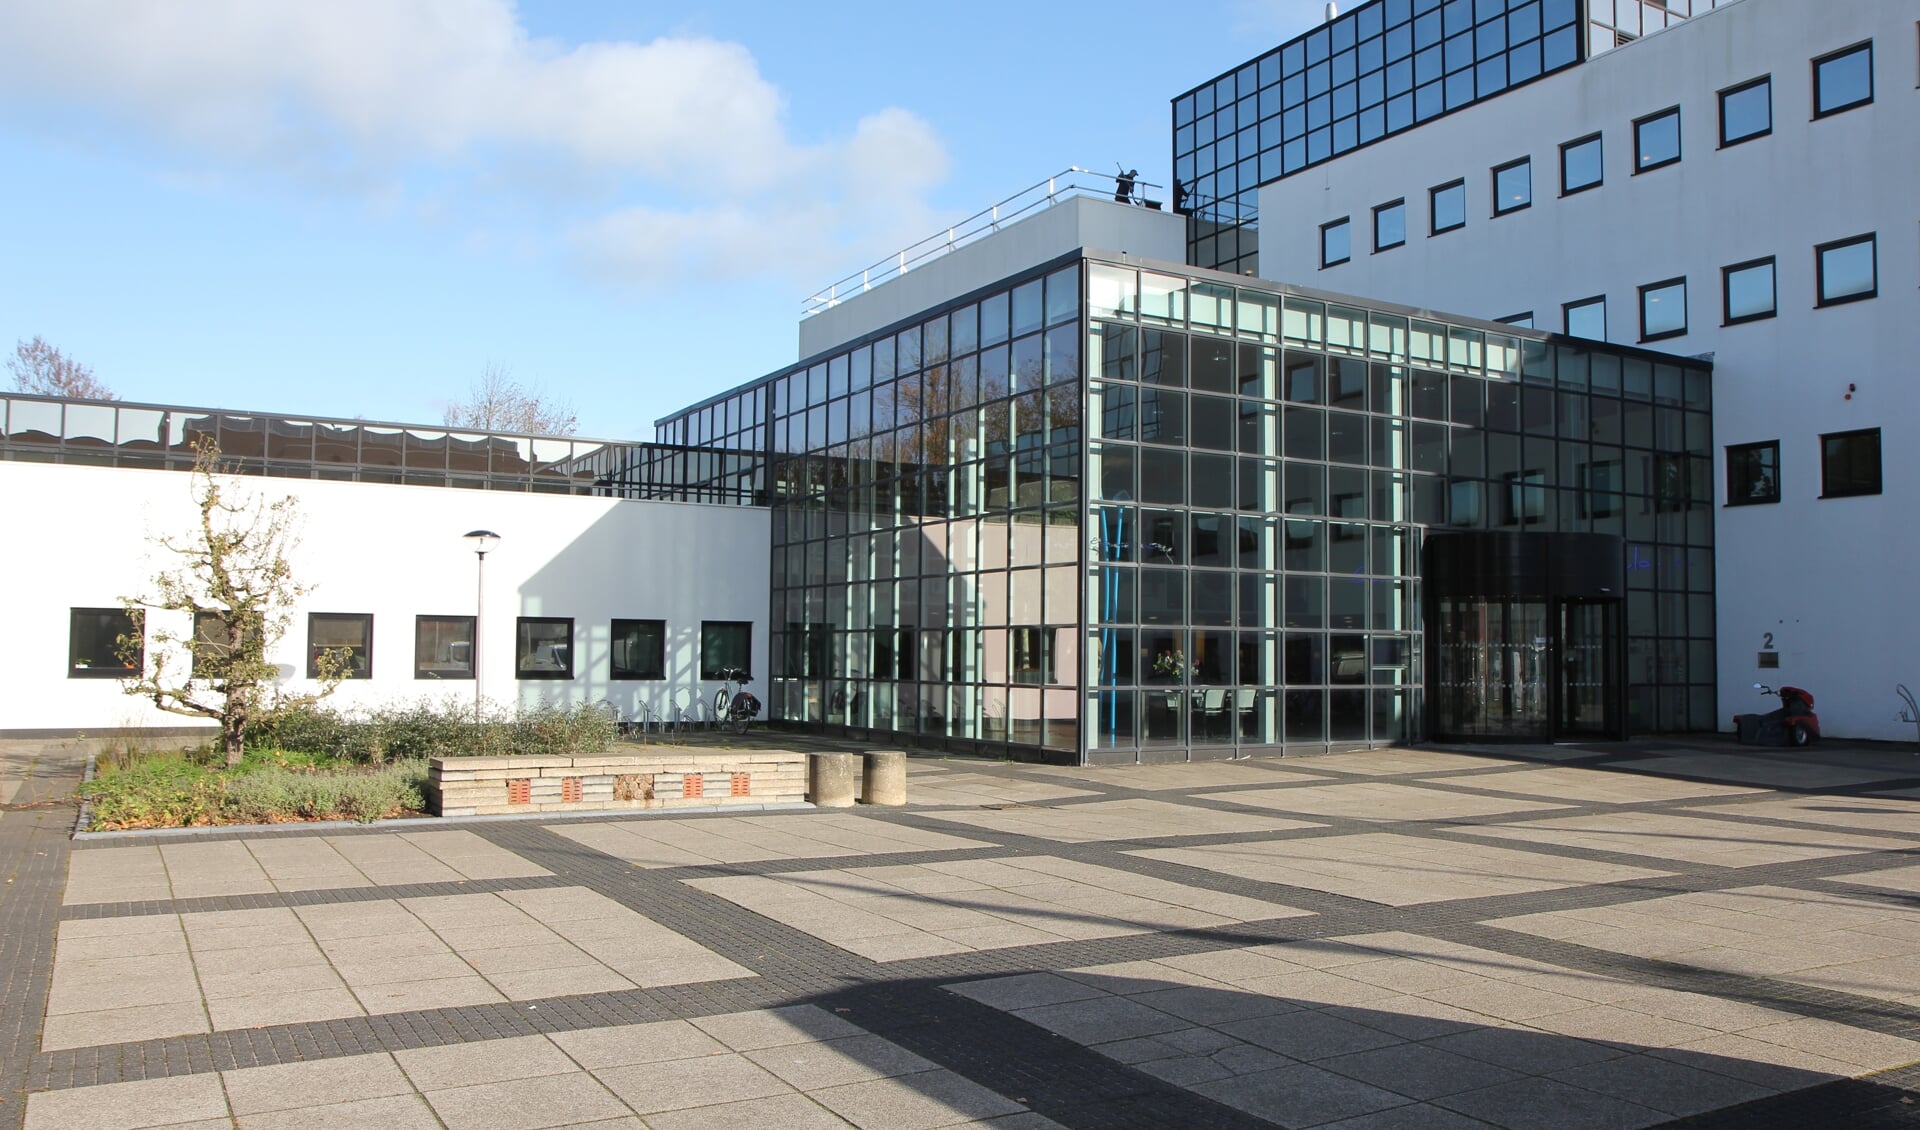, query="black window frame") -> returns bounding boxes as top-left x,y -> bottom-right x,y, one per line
1372,198 -> 1406,252
414,615 -> 475,681
1563,295 -> 1607,341
1721,256 -> 1777,325
515,616 -> 575,681
1815,233 -> 1877,306
1717,75 -> 1772,147
1320,216 -> 1353,268
69,607 -> 140,679
1559,132 -> 1603,196
1429,178 -> 1466,235
1725,440 -> 1780,506
1491,156 -> 1532,215
1495,312 -> 1535,328
1637,276 -> 1688,343
307,612 -> 372,679
700,620 -> 753,681
1812,41 -> 1874,119
1633,106 -> 1682,174
610,617 -> 667,681
1820,428 -> 1881,498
